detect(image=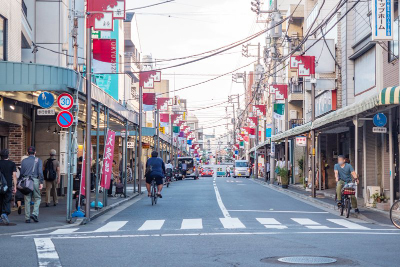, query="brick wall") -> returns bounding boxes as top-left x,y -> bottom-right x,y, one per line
8,125 -> 24,164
